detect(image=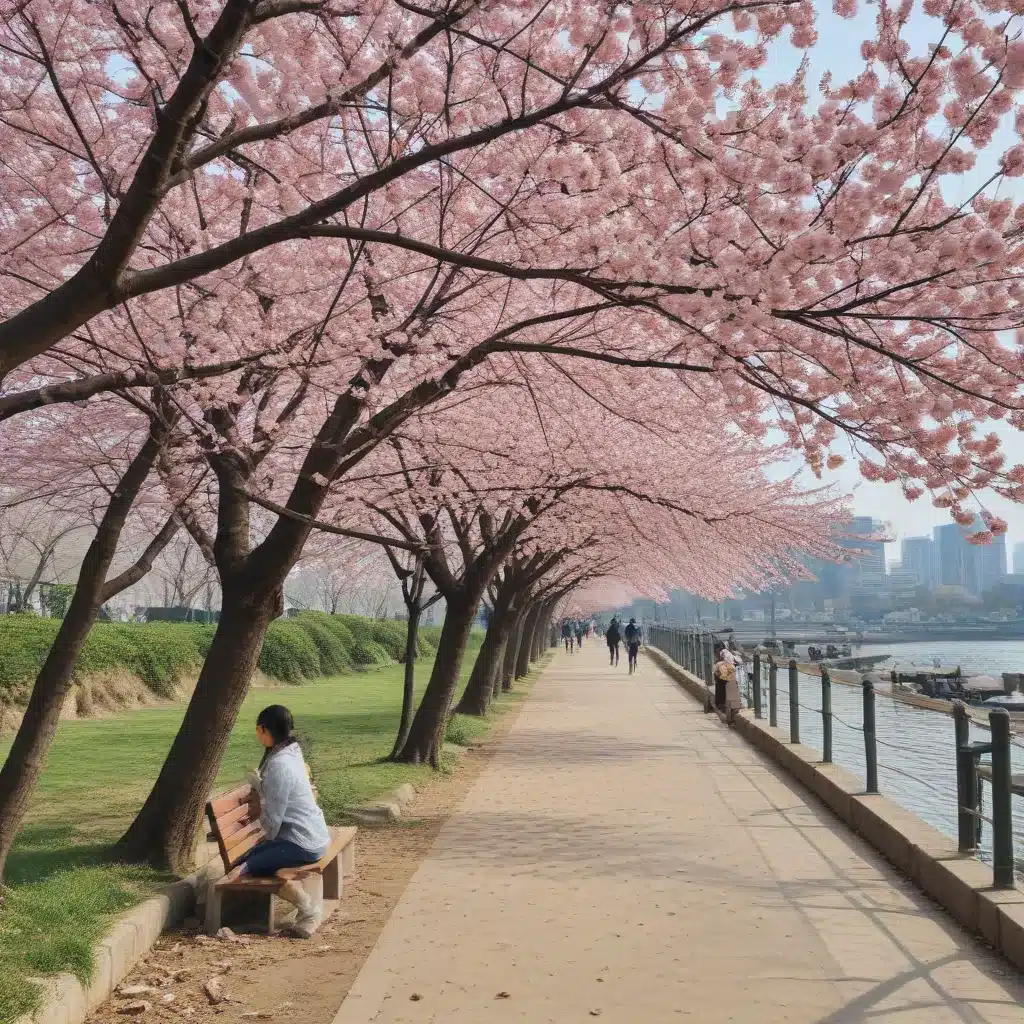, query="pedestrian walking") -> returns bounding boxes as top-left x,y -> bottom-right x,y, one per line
561,619 -> 574,653
624,618 -> 642,674
606,617 -> 621,666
